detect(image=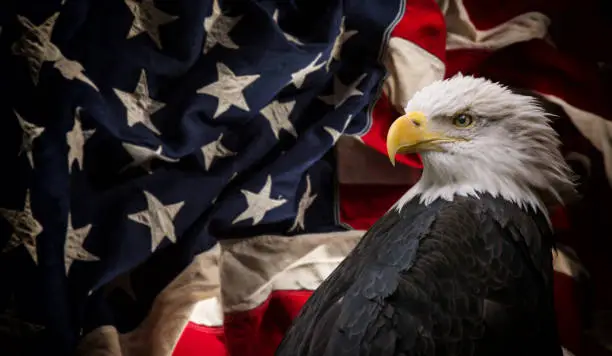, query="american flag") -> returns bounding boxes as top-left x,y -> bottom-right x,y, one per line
0,0 -> 611,356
